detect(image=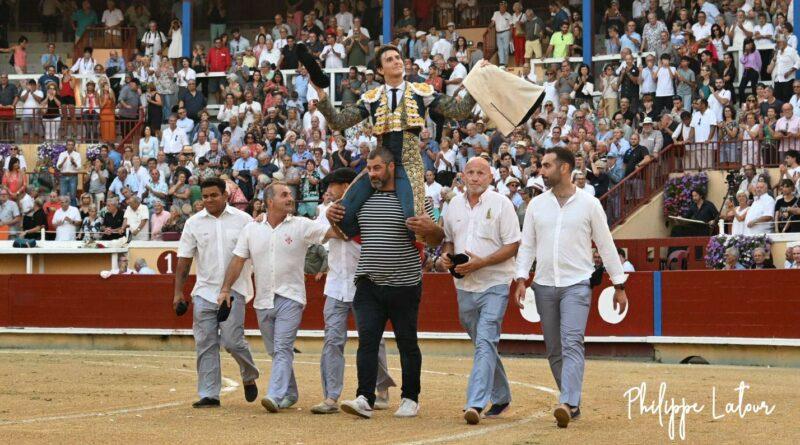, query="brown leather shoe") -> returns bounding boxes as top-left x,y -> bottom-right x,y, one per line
554,403 -> 570,428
